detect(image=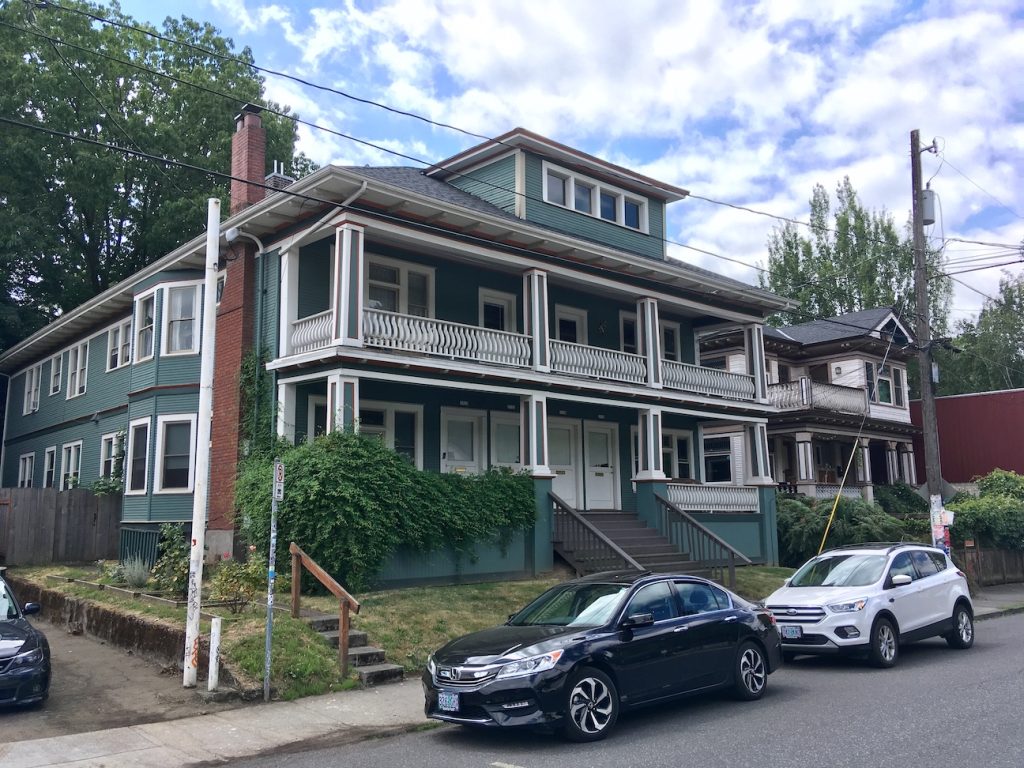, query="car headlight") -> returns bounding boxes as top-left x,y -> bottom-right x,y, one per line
495,649 -> 564,680
12,647 -> 44,666
426,655 -> 436,676
828,598 -> 868,613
